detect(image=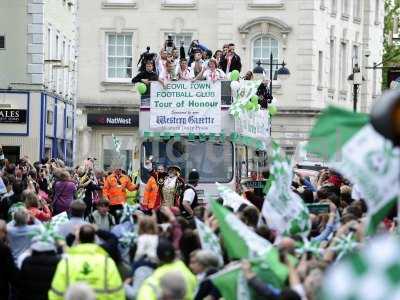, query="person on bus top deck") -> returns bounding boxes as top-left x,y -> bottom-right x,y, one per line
158,166 -> 184,210
131,60 -> 158,85
180,170 -> 200,220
